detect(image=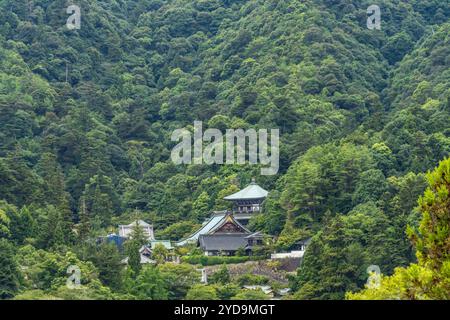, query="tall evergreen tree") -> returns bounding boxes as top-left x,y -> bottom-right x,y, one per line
83,175 -> 116,228
78,196 -> 91,241
129,219 -> 148,246
37,153 -> 74,244
0,239 -> 21,299
126,240 -> 142,277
